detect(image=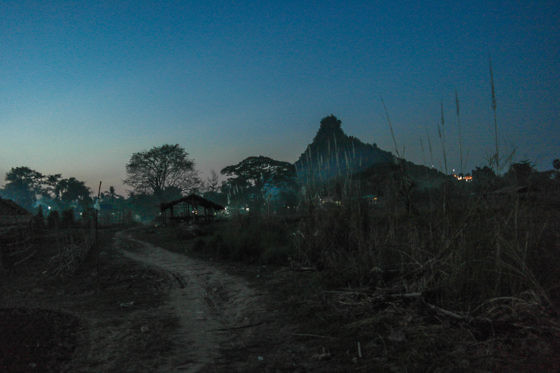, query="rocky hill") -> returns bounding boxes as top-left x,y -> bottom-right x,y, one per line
294,115 -> 394,183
